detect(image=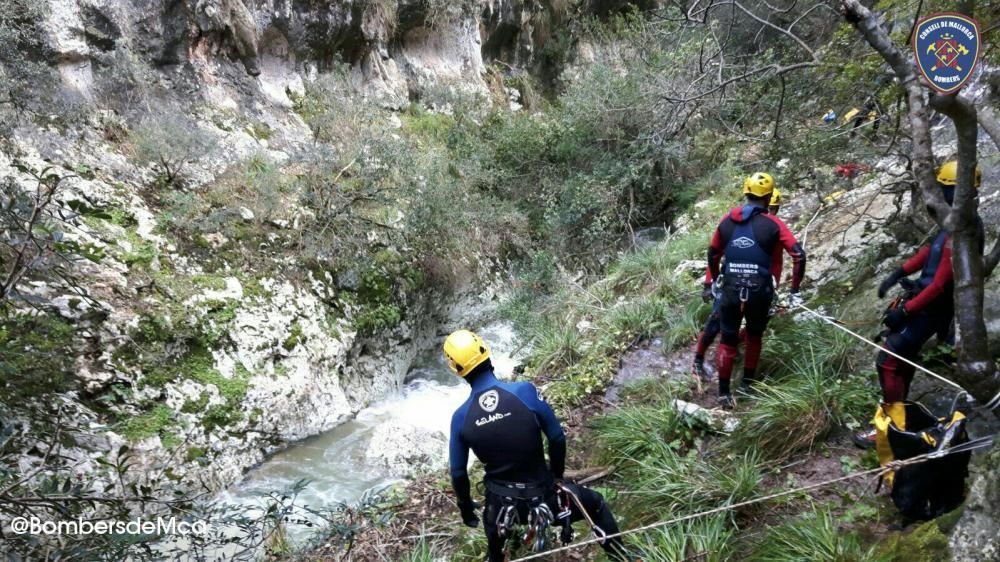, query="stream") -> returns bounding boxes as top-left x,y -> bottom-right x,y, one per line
216,321 -> 524,545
